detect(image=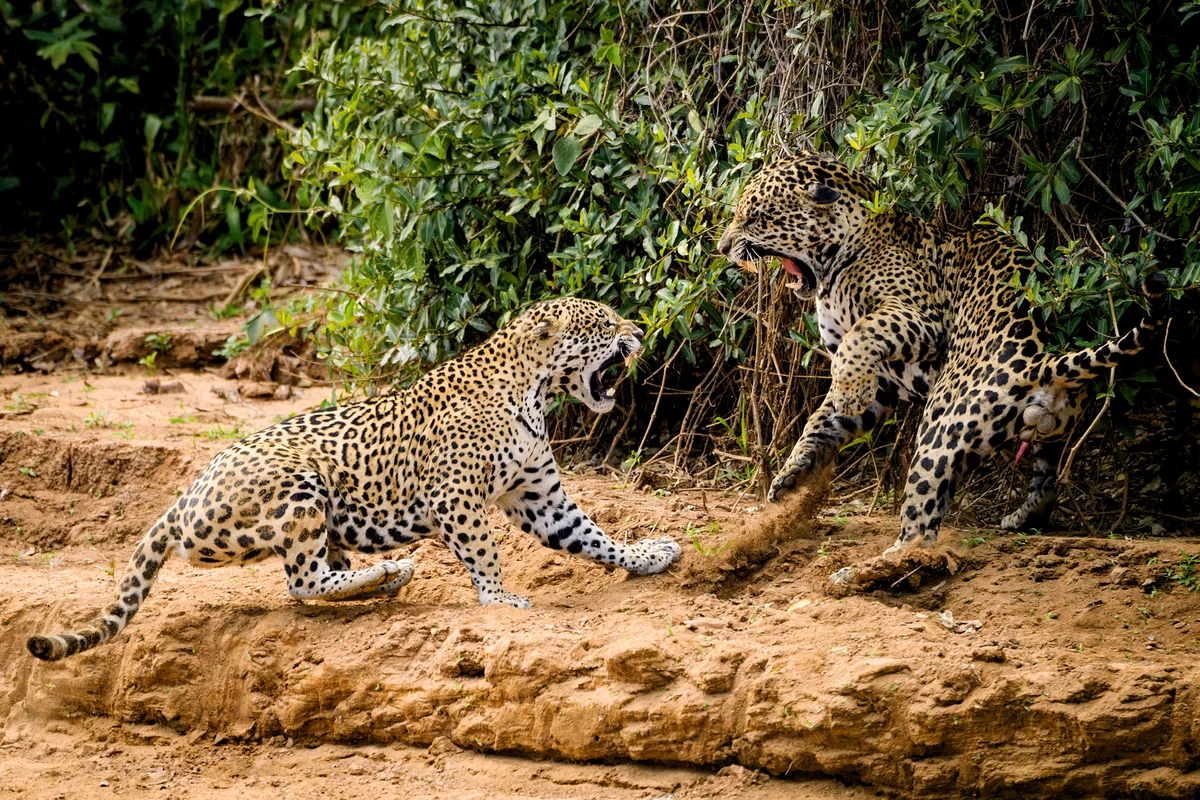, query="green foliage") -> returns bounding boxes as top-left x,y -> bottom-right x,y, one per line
829,0 -> 1200,367
1167,551 -> 1200,591
1,0 -> 376,248
288,0 -> 1198,430
214,333 -> 252,360
285,0 -> 768,380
